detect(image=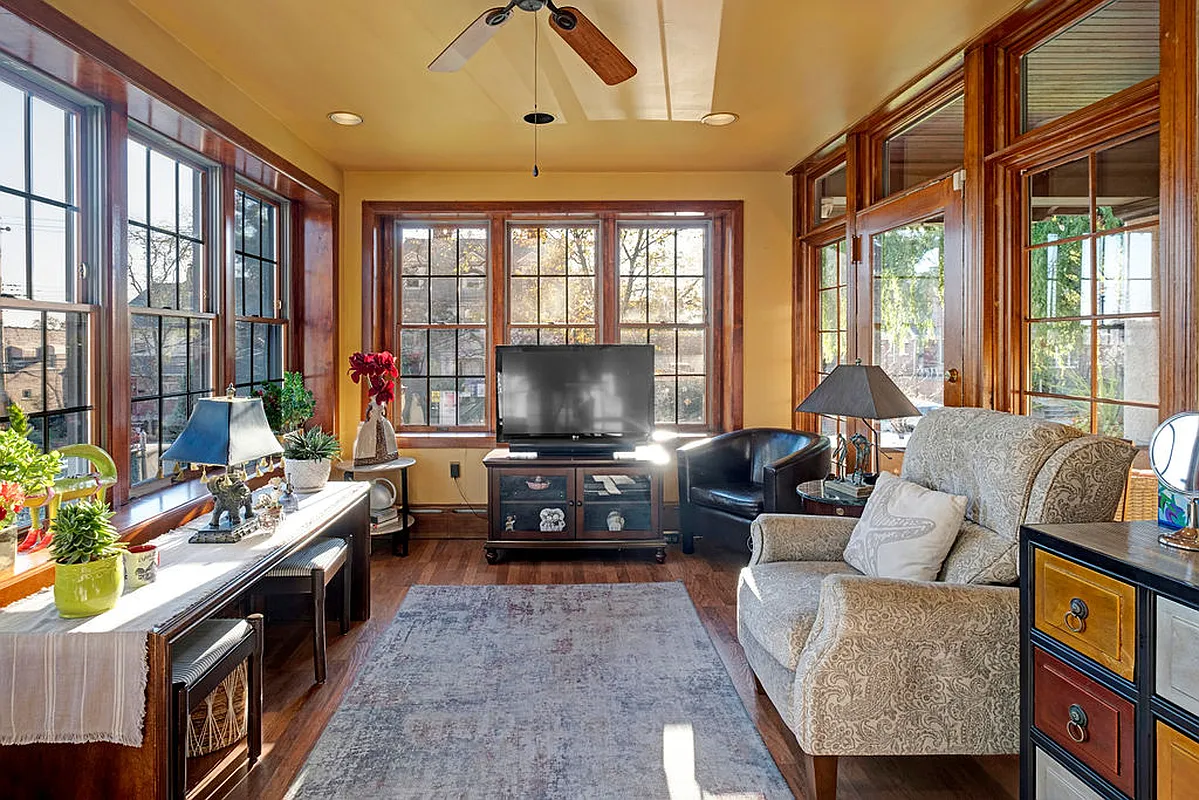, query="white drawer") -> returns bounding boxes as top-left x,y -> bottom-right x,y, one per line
1156,596 -> 1199,716
1035,748 -> 1106,800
